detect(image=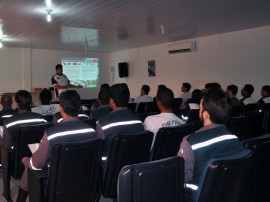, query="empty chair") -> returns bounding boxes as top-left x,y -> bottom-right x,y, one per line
28,138 -> 103,202
242,134 -> 270,202
226,116 -> 247,140
193,149 -> 253,202
151,124 -> 192,161
118,156 -> 184,202
1,122 -> 53,201
102,131 -> 153,200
